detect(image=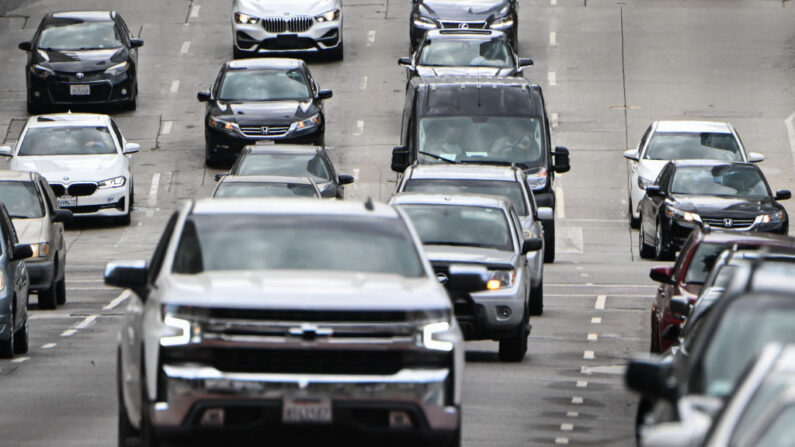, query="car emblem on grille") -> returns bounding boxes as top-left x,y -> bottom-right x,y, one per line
284,11 -> 290,16
76,72 -> 84,79
436,272 -> 448,284
459,23 -> 469,29
288,323 -> 333,341
63,176 -> 69,181
723,218 -> 734,227
261,127 -> 269,134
